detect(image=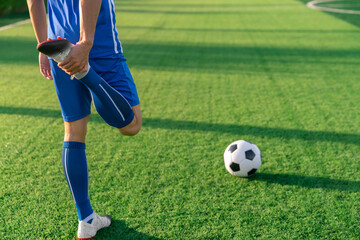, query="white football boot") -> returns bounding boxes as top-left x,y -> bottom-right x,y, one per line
37,37 -> 89,79
77,212 -> 112,240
